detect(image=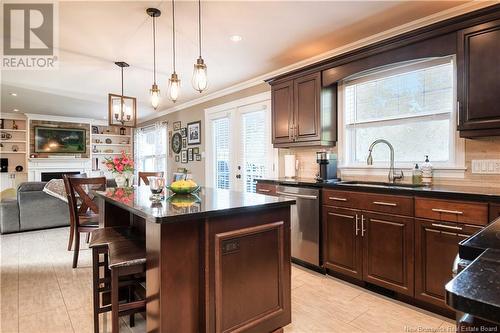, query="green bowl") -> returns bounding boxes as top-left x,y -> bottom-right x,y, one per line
166,185 -> 201,195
